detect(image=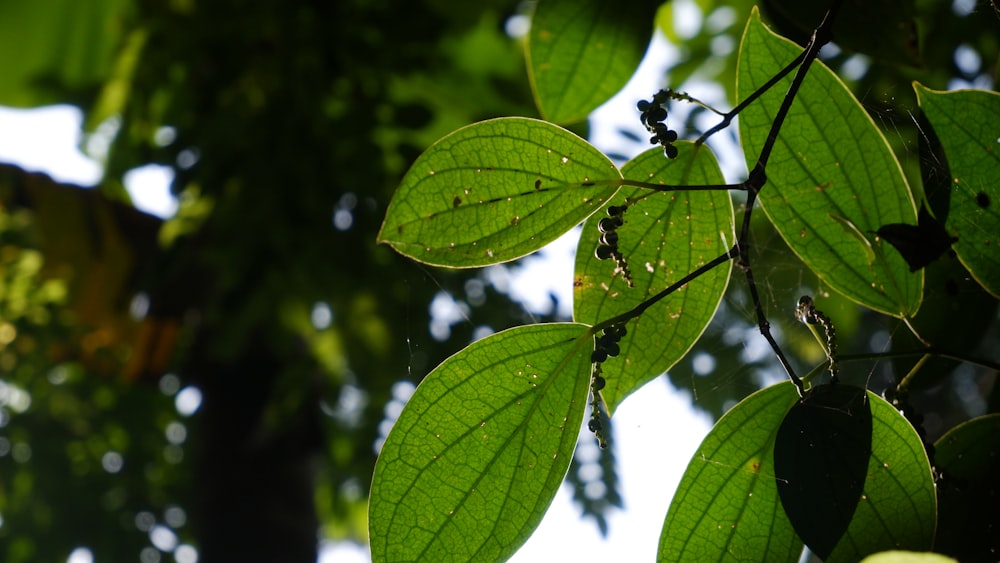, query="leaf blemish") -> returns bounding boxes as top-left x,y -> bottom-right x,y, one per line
535,179 -> 542,190
453,196 -> 461,208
